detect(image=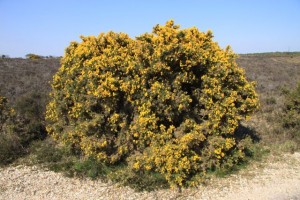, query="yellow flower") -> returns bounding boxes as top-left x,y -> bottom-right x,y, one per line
133,162 -> 140,170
